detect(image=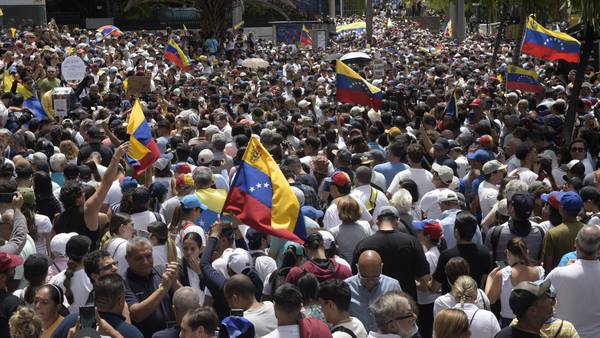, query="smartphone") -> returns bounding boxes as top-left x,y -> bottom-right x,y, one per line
79,305 -> 96,329
495,261 -> 507,269
230,309 -> 244,317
